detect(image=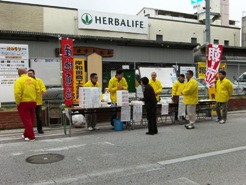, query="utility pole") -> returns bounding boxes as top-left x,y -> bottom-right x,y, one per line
205,0 -> 211,44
